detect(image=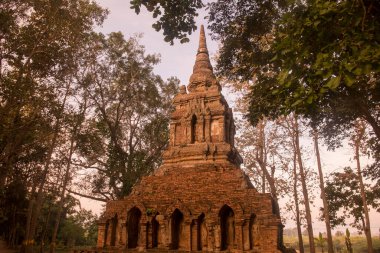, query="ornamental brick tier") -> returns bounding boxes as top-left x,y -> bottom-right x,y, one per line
97,25 -> 283,253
